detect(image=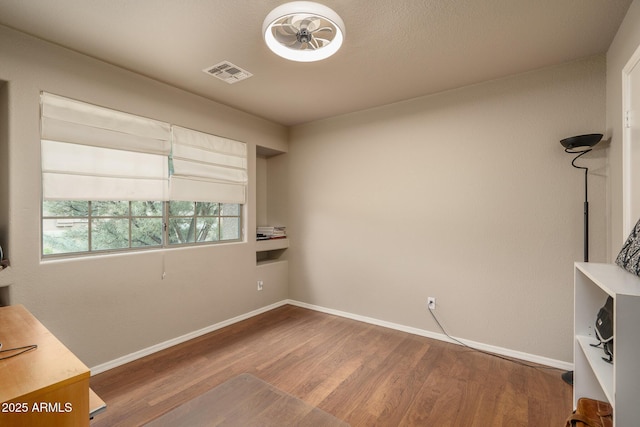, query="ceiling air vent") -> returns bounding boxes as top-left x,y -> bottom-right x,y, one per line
203,61 -> 252,84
